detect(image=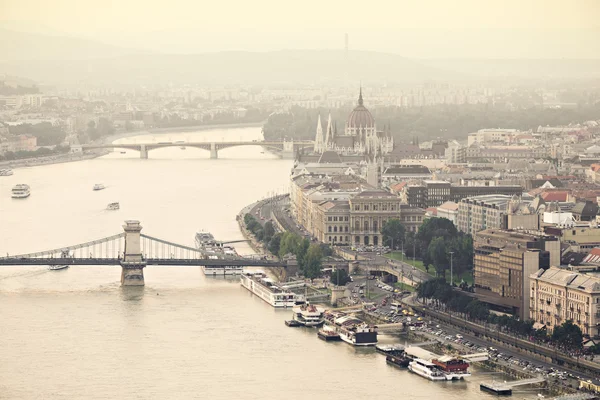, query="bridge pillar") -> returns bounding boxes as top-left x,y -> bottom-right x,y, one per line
140,145 -> 148,159
282,140 -> 294,159
120,220 -> 147,286
210,143 -> 218,159
331,286 -> 347,306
